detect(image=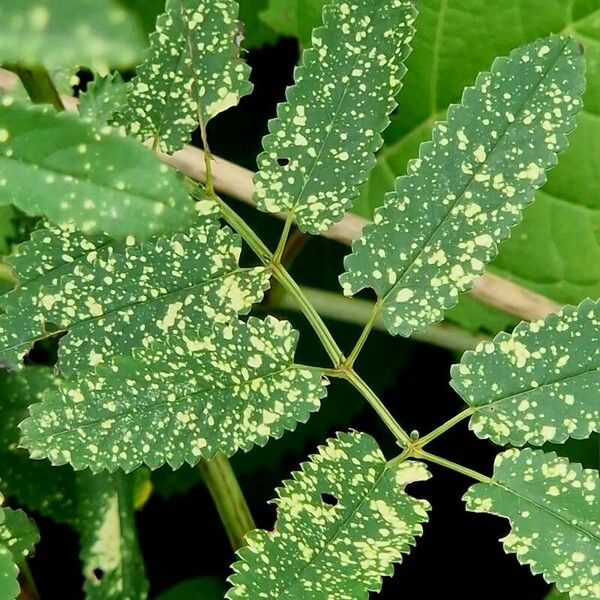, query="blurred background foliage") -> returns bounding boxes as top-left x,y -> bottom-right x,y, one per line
0,1 -> 597,598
